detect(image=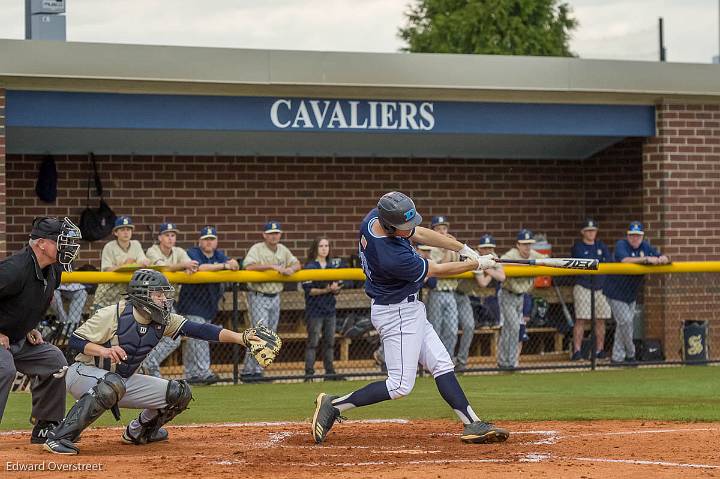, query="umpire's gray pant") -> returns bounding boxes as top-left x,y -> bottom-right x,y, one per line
427,290 -> 458,358
0,339 -> 67,423
454,292 -> 475,367
498,289 -> 523,368
608,299 -> 636,362
243,292 -> 280,375
142,315 -> 212,379
66,363 -> 169,414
